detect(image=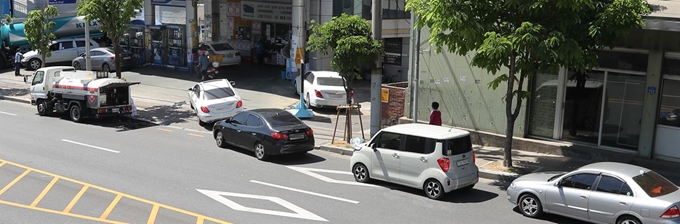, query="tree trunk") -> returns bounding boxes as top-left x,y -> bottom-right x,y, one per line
41,55 -> 46,67
113,37 -> 122,78
503,54 -> 517,168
